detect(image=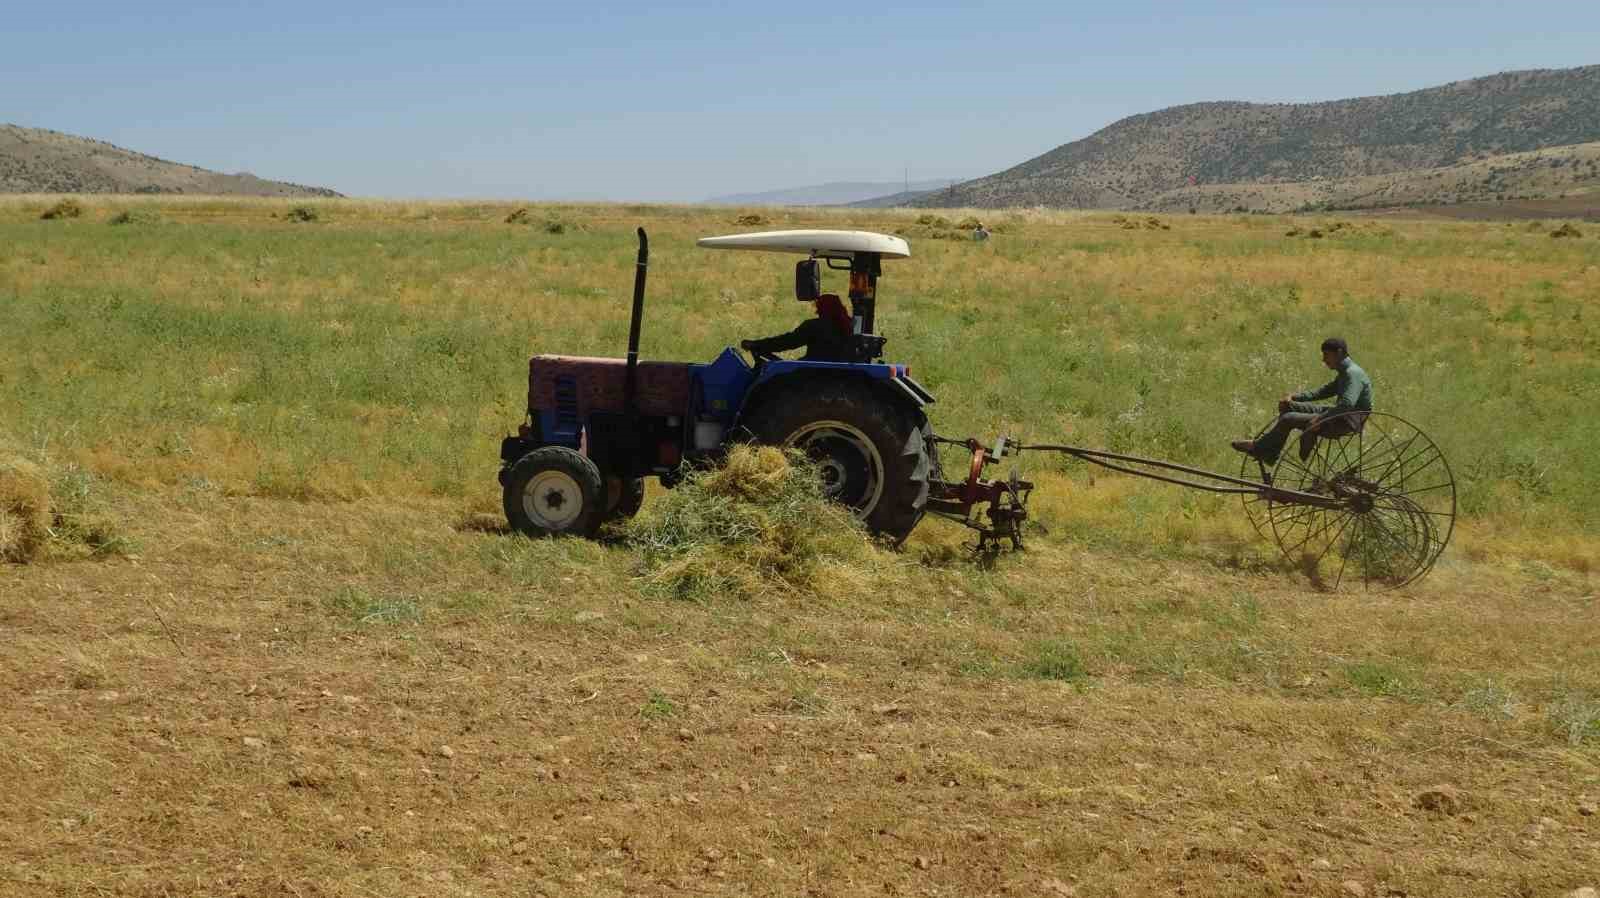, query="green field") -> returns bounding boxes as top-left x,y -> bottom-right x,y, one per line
3,197 -> 1598,897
